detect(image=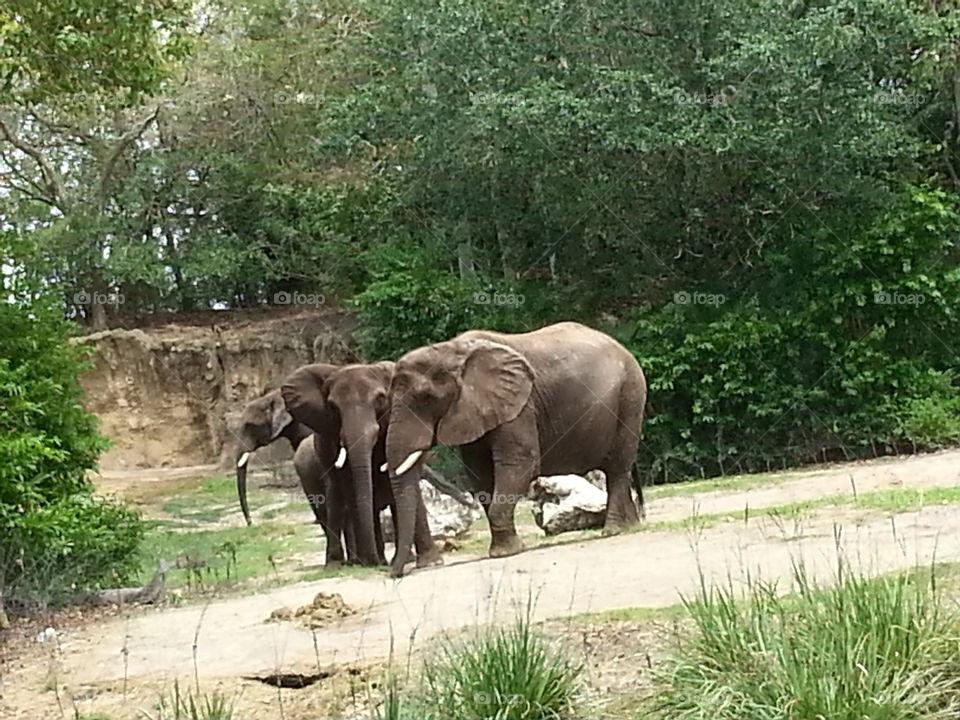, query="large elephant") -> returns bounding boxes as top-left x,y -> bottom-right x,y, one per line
384,321 -> 647,574
281,362 -> 442,572
233,388 -> 363,567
